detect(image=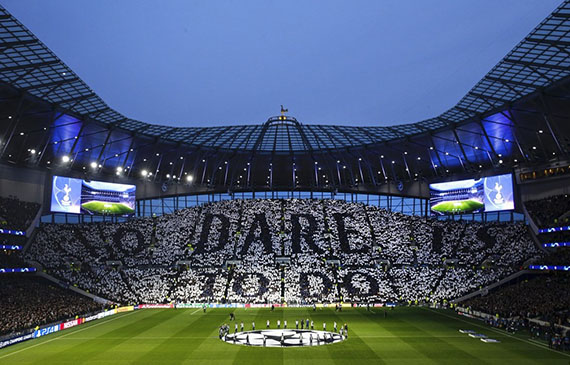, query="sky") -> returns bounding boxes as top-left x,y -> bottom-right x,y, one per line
2,0 -> 563,127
